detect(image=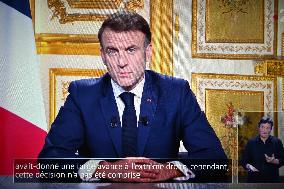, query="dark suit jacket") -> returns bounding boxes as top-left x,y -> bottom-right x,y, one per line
39,70 -> 226,161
